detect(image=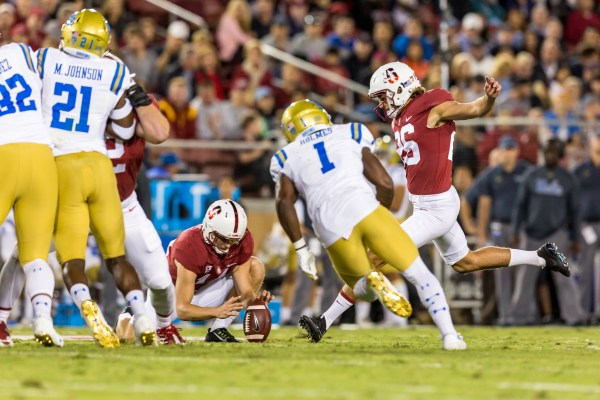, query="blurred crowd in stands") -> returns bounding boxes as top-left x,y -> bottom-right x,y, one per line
1,0 -> 600,326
